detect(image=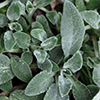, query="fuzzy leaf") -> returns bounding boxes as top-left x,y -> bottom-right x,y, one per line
44,83 -> 69,100
0,14 -> 8,28
63,51 -> 83,73
33,0 -> 54,8
31,29 -> 47,41
92,65 -> 100,87
61,0 -> 85,57
34,49 -> 47,63
92,90 -> 100,100
26,0 -> 33,12
38,58 -> 53,72
72,81 -> 93,100
11,57 -> 32,83
13,32 -> 30,49
81,10 -> 100,29
46,11 -> 59,25
21,51 -> 33,65
9,90 -> 44,100
31,21 -> 43,29
0,54 -> 14,85
7,2 -> 20,21
0,80 -> 13,93
8,22 -> 23,32
36,15 -> 52,36
41,36 -> 58,51
4,31 -> 16,50
75,0 -> 86,12
58,75 -> 72,97
25,71 -> 54,96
